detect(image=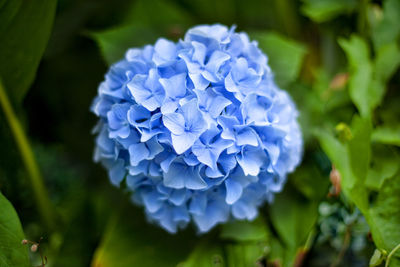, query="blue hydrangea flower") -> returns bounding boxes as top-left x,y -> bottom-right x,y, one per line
92,24 -> 302,233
